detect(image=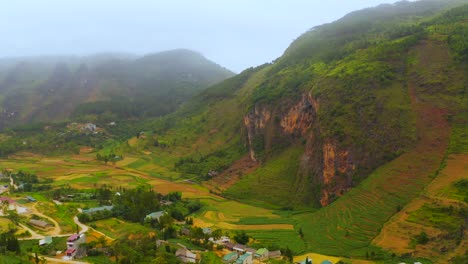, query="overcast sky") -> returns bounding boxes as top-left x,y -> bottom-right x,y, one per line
0,0 -> 404,72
